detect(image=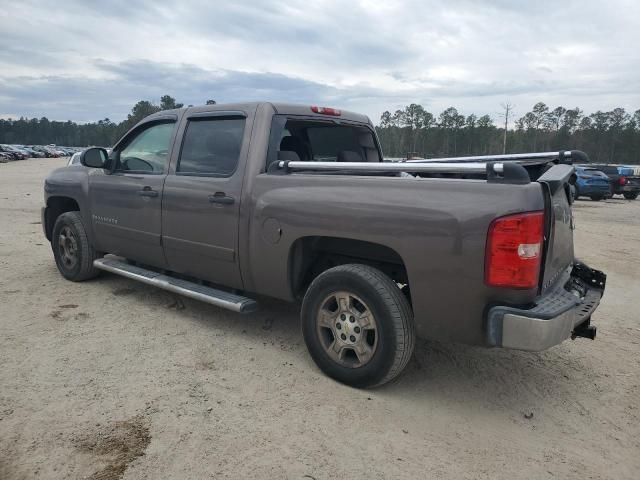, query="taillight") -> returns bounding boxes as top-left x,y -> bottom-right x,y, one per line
485,211 -> 544,289
619,176 -> 626,186
311,106 -> 341,116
